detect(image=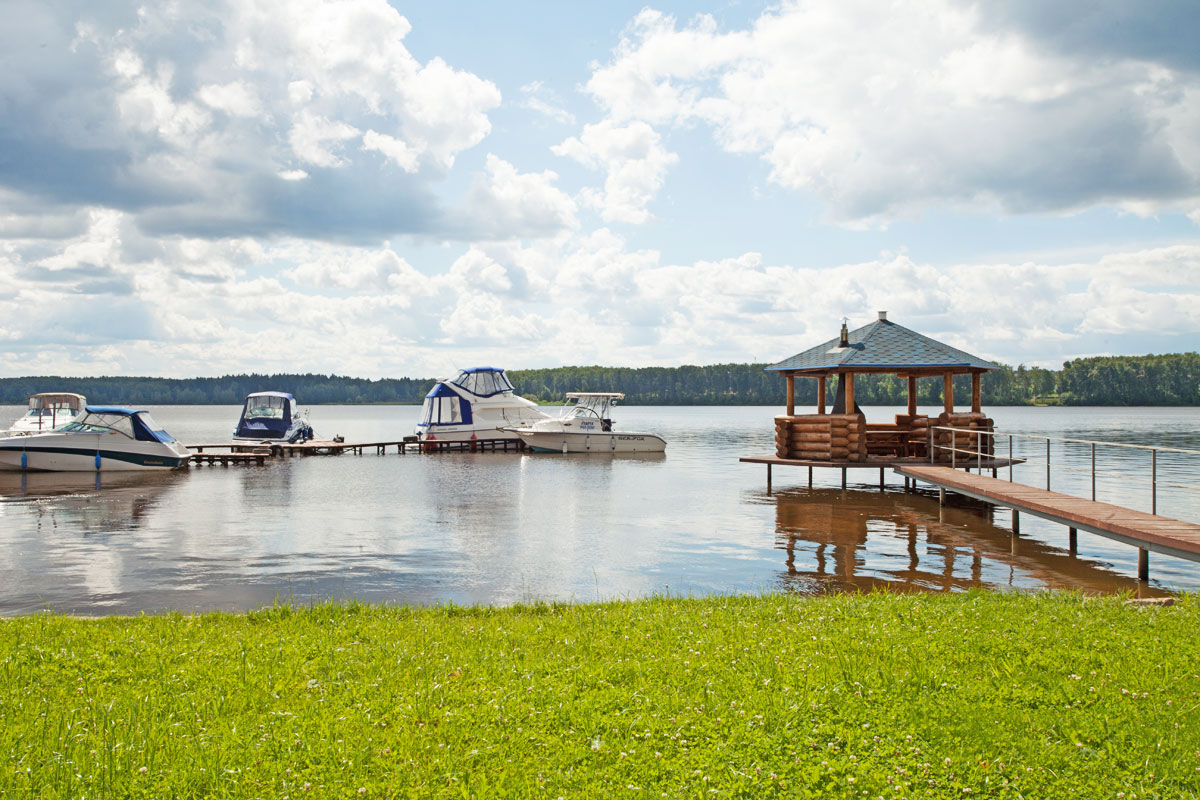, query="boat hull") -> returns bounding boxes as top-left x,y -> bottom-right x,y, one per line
416,425 -> 524,443
514,430 -> 667,454
0,434 -> 190,471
